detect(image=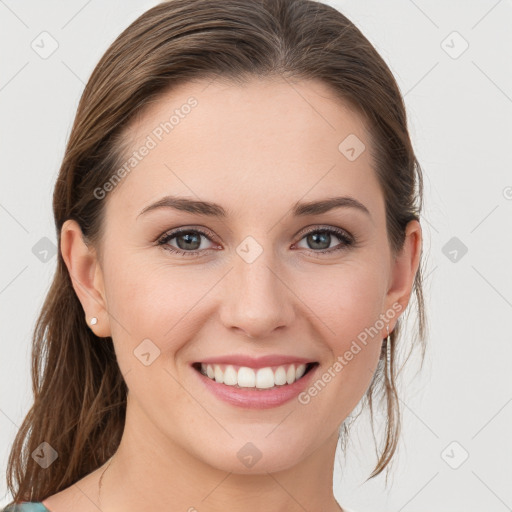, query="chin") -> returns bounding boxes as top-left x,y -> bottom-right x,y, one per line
188,429 -> 317,475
